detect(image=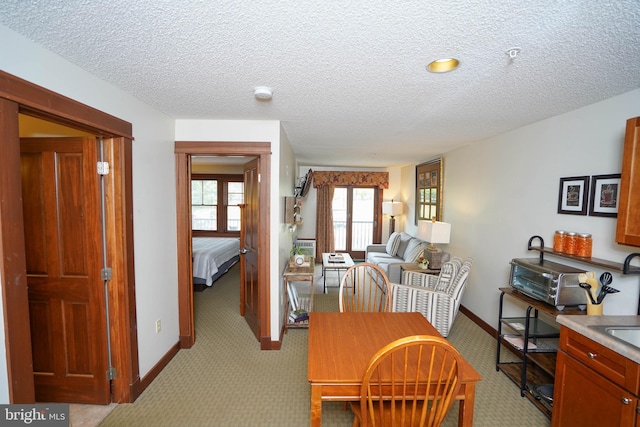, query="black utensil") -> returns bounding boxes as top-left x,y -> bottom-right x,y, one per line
600,272 -> 613,287
596,285 -> 620,304
579,283 -> 597,304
